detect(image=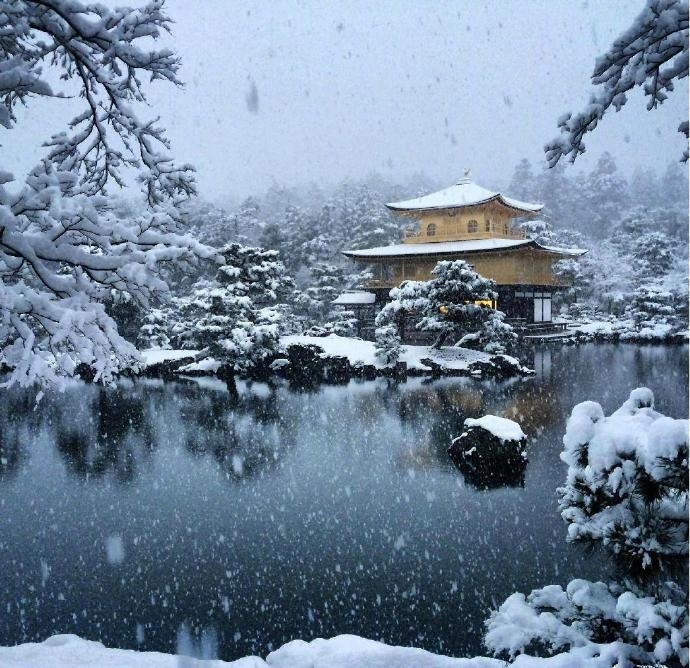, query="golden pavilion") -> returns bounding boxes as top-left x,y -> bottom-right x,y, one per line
341,177 -> 586,326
